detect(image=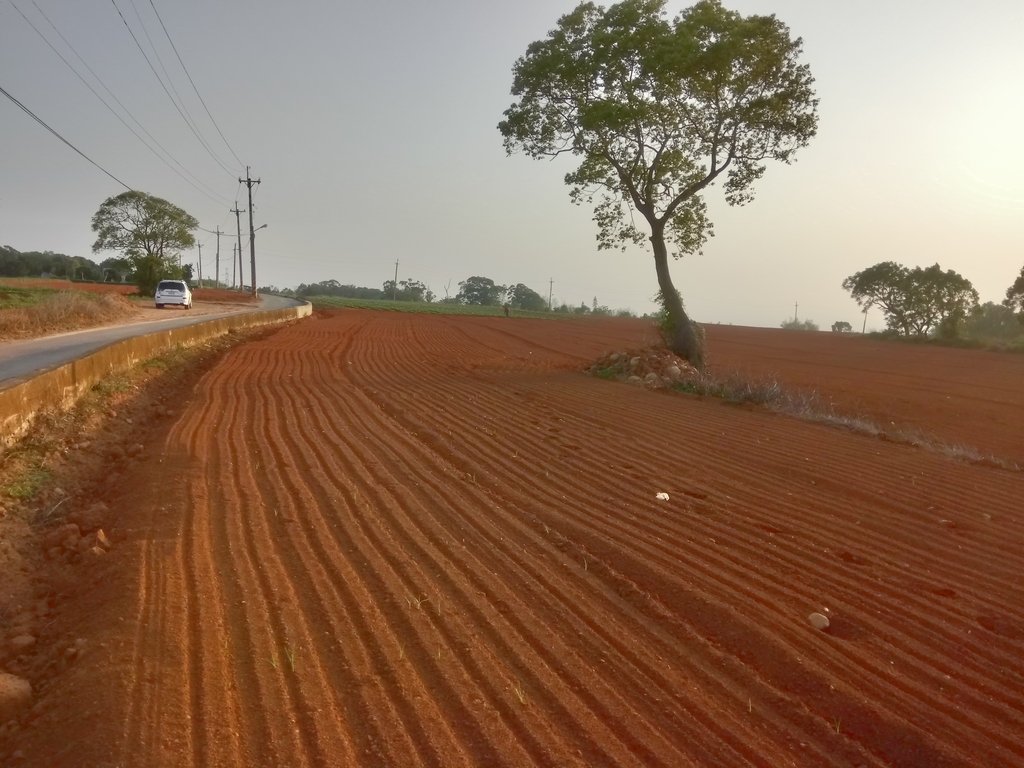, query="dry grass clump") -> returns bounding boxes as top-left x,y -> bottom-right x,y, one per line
589,349 -> 1020,471
0,291 -> 137,340
680,370 -> 1021,471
